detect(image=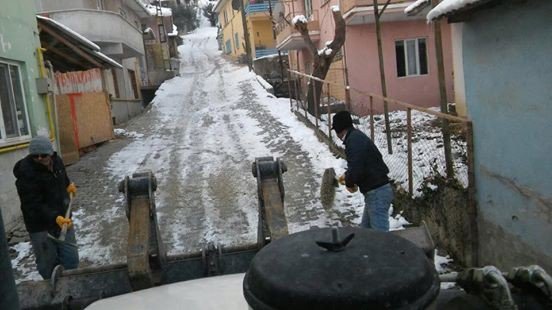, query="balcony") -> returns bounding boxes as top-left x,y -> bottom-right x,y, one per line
45,9 -> 145,59
342,0 -> 423,25
245,1 -> 279,20
255,48 -> 279,59
275,10 -> 320,50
